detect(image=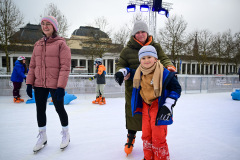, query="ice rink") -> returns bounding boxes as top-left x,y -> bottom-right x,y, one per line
0,92 -> 239,160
